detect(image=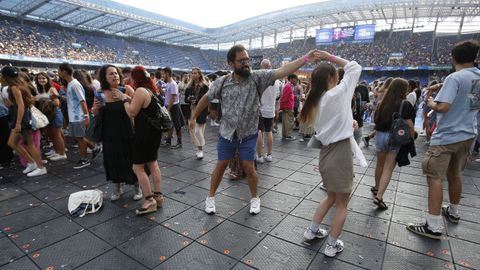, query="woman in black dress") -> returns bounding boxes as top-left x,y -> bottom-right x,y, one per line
92,65 -> 142,201
115,66 -> 163,215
